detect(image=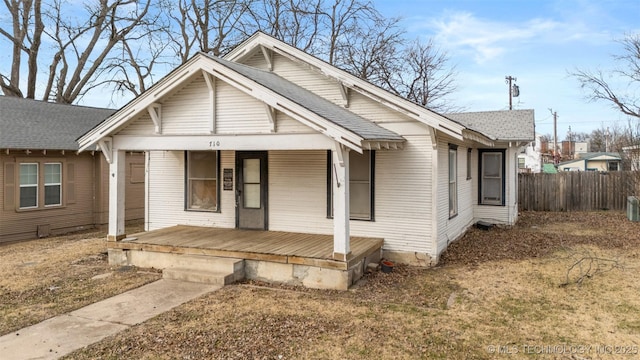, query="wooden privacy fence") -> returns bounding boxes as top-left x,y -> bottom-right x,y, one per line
518,171 -> 640,212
